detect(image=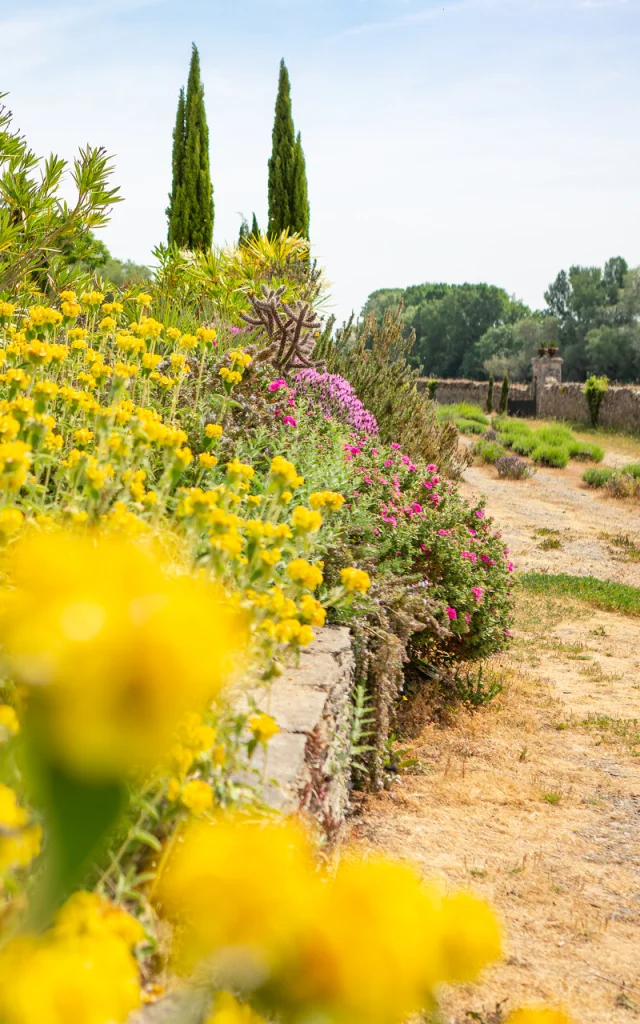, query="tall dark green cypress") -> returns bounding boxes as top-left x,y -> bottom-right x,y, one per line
268,60 -> 310,238
250,212 -> 260,238
166,87 -> 186,245
166,44 -> 214,249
